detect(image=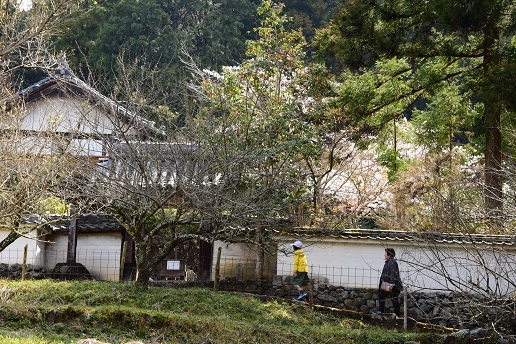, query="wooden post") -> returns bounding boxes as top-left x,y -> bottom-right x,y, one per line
404,287 -> 408,330
67,206 -> 78,264
21,244 -> 28,281
119,241 -> 127,282
308,279 -> 314,310
214,246 -> 222,291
